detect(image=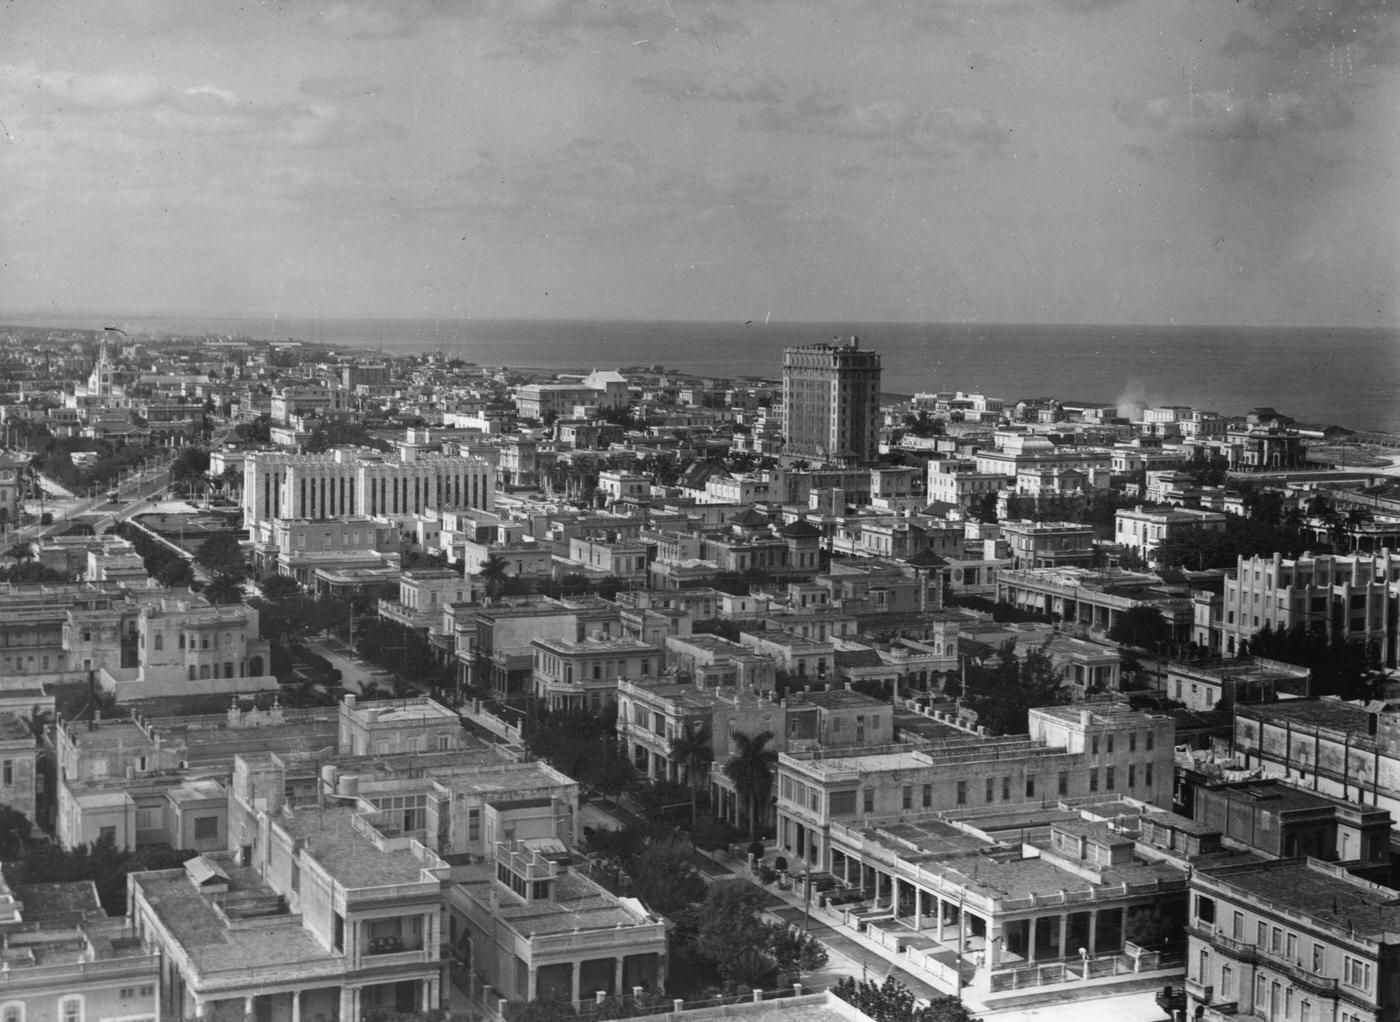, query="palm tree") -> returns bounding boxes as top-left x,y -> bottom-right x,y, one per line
669,721 -> 713,826
476,553 -> 510,602
723,730 -> 778,843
